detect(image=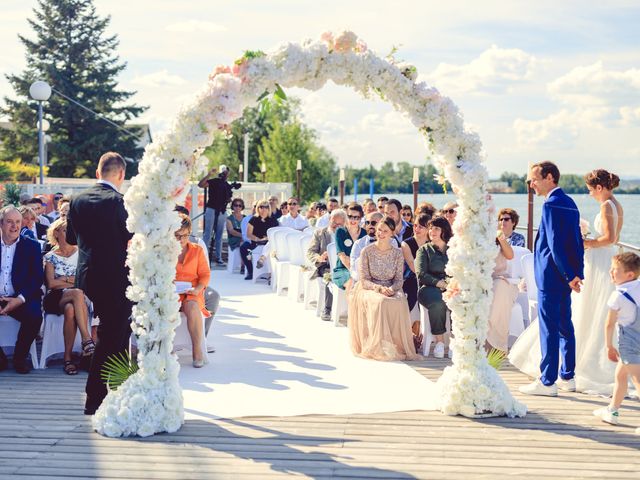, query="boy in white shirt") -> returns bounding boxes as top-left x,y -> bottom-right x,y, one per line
593,252 -> 640,433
